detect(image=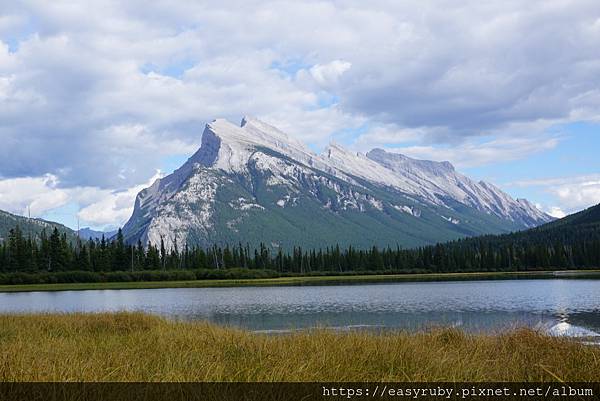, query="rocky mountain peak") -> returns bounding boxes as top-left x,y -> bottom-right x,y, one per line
122,117 -> 553,250
366,148 -> 456,175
